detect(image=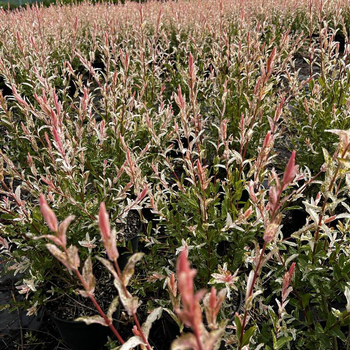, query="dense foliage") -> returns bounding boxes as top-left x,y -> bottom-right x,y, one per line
2,0 -> 350,348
